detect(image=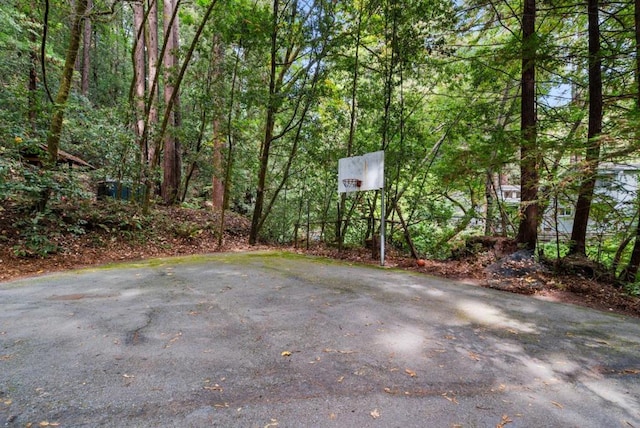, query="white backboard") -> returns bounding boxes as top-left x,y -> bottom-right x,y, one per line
338,150 -> 384,193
